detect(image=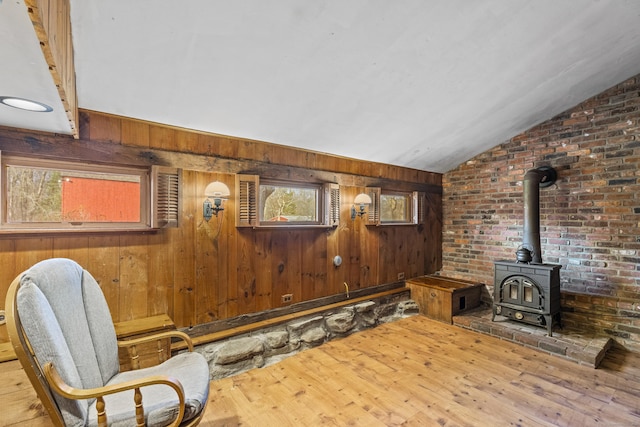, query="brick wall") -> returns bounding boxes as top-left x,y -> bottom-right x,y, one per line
440,75 -> 640,350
